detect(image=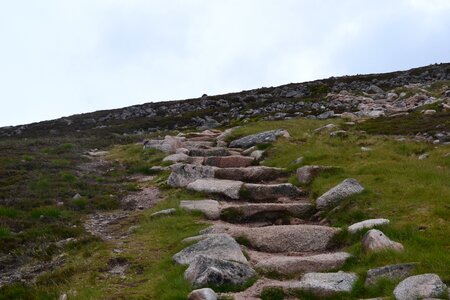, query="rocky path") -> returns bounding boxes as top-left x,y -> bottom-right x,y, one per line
146,128 -> 449,300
